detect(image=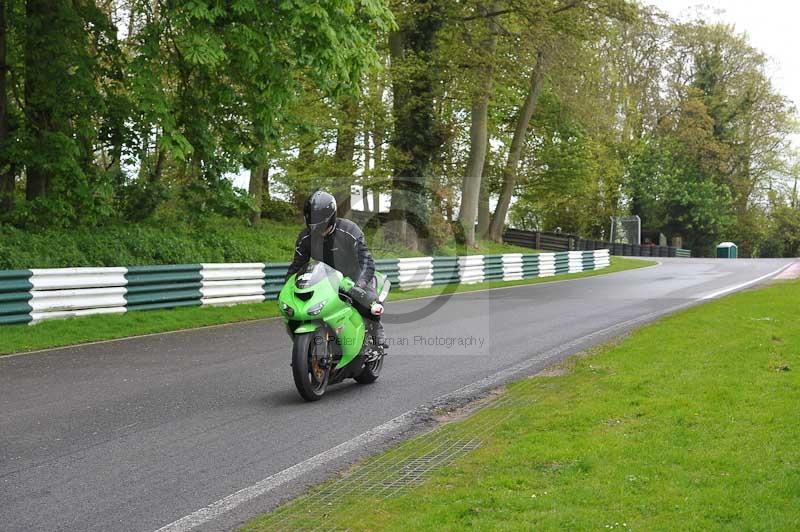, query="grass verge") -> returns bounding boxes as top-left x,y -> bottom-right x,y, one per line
242,278 -> 800,532
0,257 -> 654,356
